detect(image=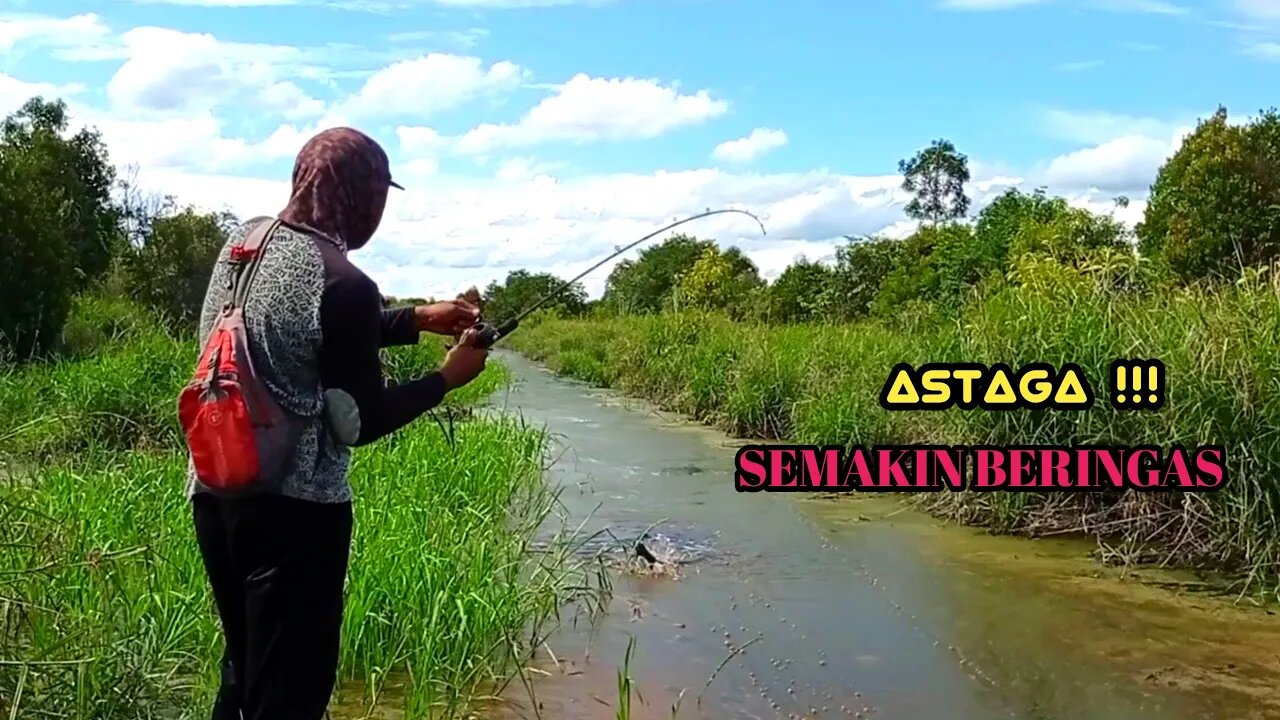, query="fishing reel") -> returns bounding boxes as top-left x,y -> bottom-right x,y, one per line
464,317 -> 520,350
